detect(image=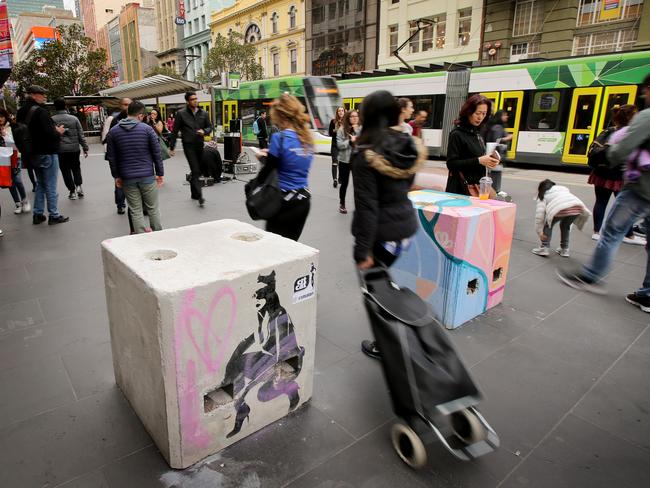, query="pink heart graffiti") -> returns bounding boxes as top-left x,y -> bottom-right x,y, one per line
179,286 -> 237,373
